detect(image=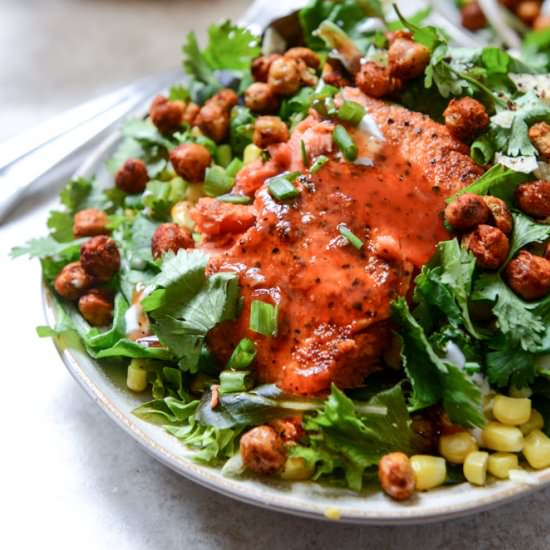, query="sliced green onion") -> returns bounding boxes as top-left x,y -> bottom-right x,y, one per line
301,139 -> 309,167
333,125 -> 358,161
249,300 -> 278,336
216,144 -> 232,167
225,157 -> 243,177
310,155 -> 329,174
216,193 -> 252,205
226,338 -> 257,370
267,173 -> 300,201
338,223 -> 363,250
204,166 -> 235,197
337,101 -> 366,126
219,370 -> 254,394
